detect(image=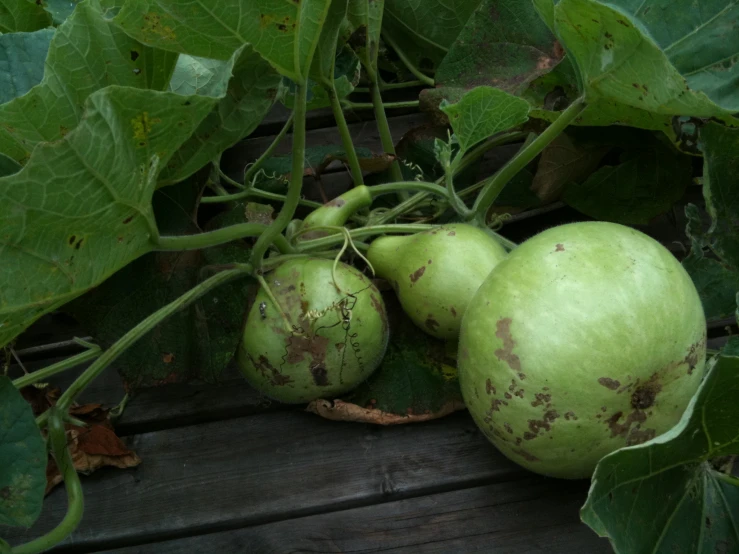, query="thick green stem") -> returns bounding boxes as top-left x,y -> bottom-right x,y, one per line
154,224 -> 293,254
12,409 -> 84,554
54,268 -> 249,412
354,79 -> 424,92
471,97 -> 587,220
369,181 -> 449,199
368,69 -> 404,185
327,83 -> 364,187
12,347 -> 101,389
381,32 -> 435,87
444,163 -> 472,218
202,170 -> 323,210
298,224 -> 434,252
343,100 -> 419,110
250,81 -> 308,266
243,114 -> 294,187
